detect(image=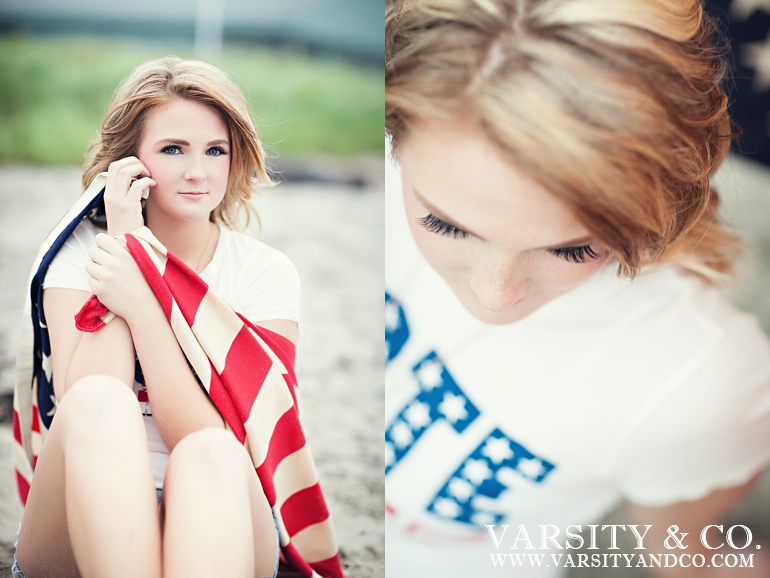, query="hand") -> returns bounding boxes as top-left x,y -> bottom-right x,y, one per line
85,233 -> 154,324
104,157 -> 156,237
